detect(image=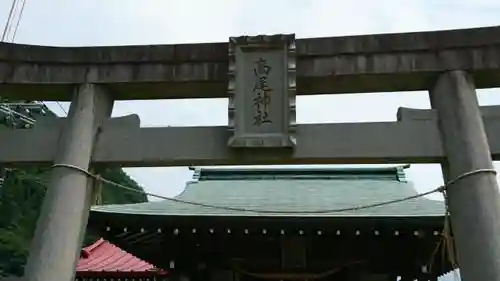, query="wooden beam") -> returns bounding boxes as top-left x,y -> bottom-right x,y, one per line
1,26 -> 500,100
